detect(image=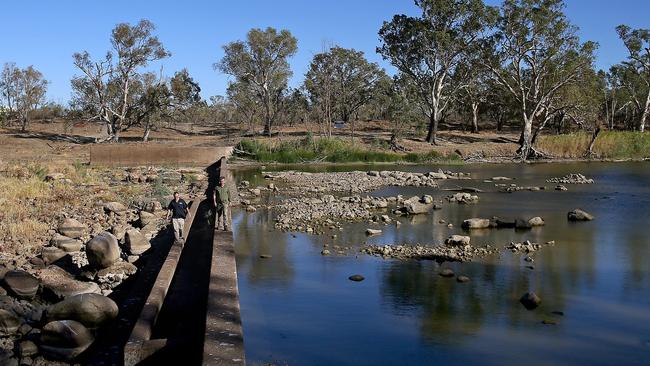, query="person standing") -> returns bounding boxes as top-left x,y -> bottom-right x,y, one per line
213,176 -> 231,231
167,192 -> 189,242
